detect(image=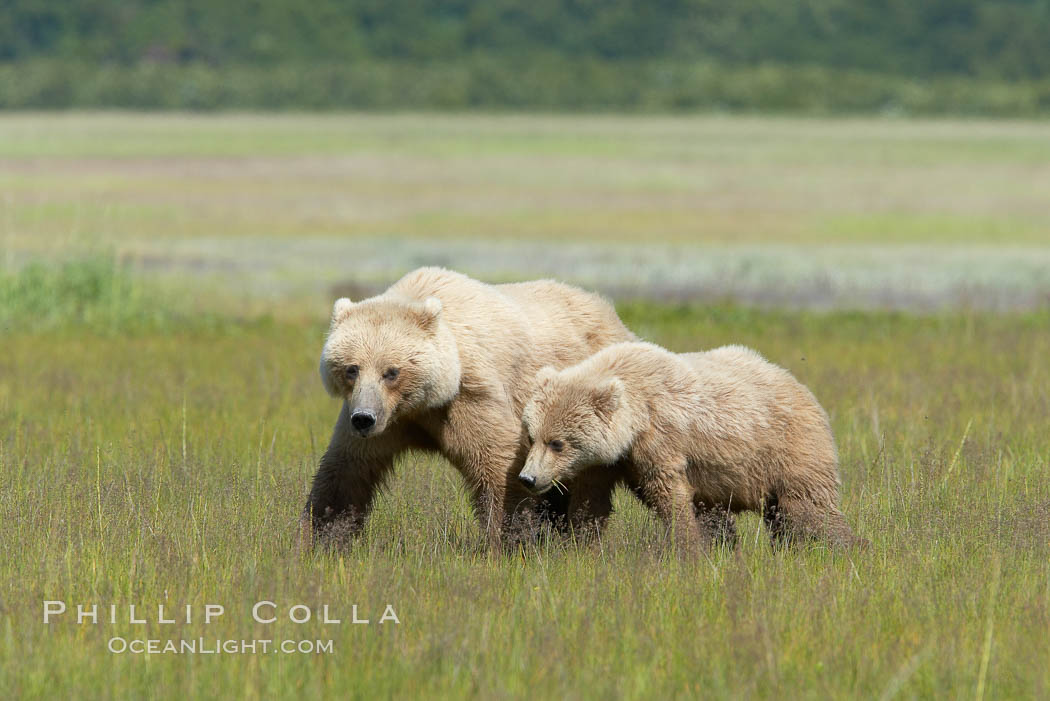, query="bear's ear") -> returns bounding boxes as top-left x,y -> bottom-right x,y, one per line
319,357 -> 340,397
591,377 -> 625,421
331,297 -> 354,325
413,296 -> 443,330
